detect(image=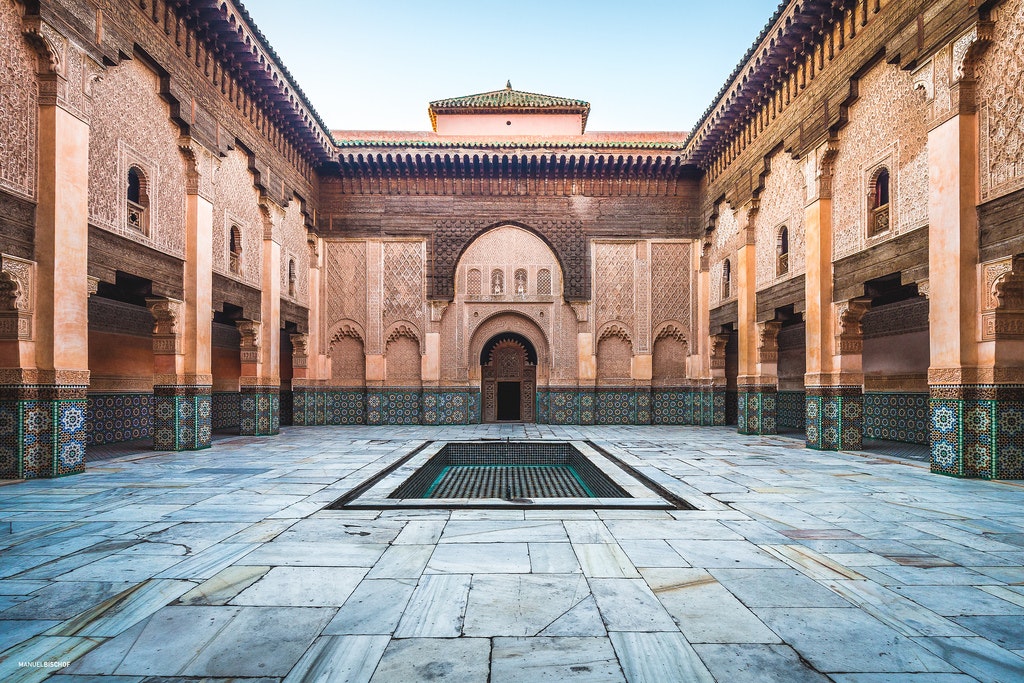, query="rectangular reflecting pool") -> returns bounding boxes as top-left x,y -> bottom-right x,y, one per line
328,440 -> 693,510
390,442 -> 629,500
